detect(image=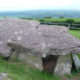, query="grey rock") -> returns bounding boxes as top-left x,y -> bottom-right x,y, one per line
0,73 -> 7,80
72,54 -> 80,70
0,18 -> 80,57
54,54 -> 72,75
